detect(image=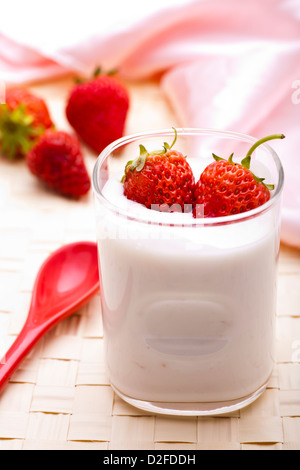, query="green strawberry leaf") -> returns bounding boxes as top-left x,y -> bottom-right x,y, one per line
0,103 -> 42,159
